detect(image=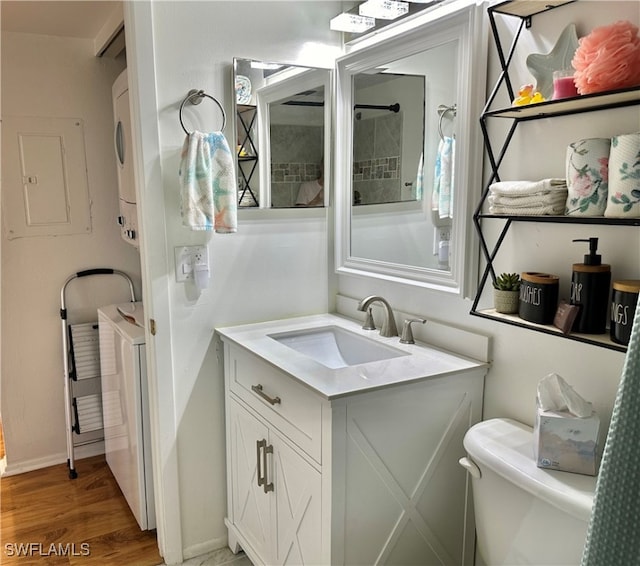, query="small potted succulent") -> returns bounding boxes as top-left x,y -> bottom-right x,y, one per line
493,272 -> 521,314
